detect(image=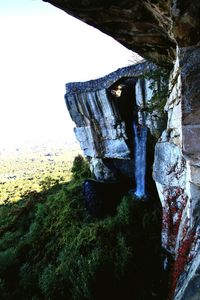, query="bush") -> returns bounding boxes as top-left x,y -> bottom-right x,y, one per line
0,157 -> 164,300
71,155 -> 91,180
